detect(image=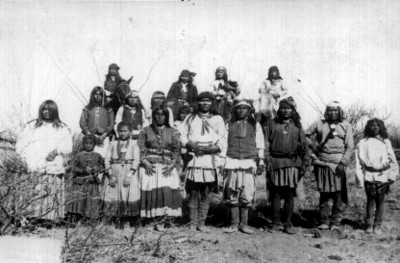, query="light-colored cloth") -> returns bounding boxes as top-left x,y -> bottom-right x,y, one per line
223,167 -> 256,207
180,114 -> 227,169
114,107 -> 149,136
139,163 -> 182,218
306,119 -> 354,170
16,121 -> 73,174
356,137 -> 399,186
258,79 -> 287,111
103,139 -> 140,216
